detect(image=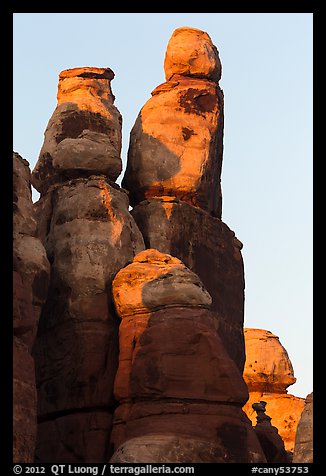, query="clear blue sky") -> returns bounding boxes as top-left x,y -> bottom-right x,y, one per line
13,13 -> 313,398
